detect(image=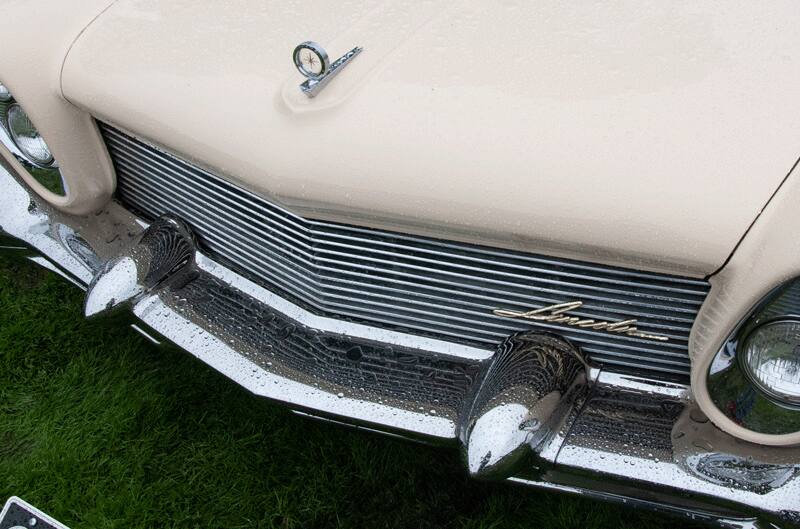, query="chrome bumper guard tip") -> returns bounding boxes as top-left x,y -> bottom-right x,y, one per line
1,159 -> 799,528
